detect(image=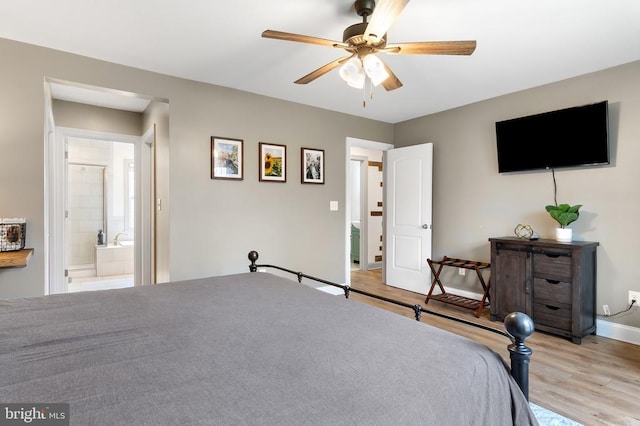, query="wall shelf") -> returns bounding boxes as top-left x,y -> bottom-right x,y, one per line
0,249 -> 34,268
